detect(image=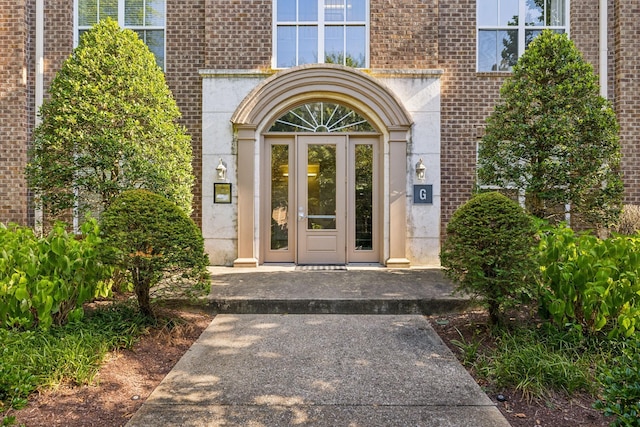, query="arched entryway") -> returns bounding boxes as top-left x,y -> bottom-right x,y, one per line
231,64 -> 413,267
